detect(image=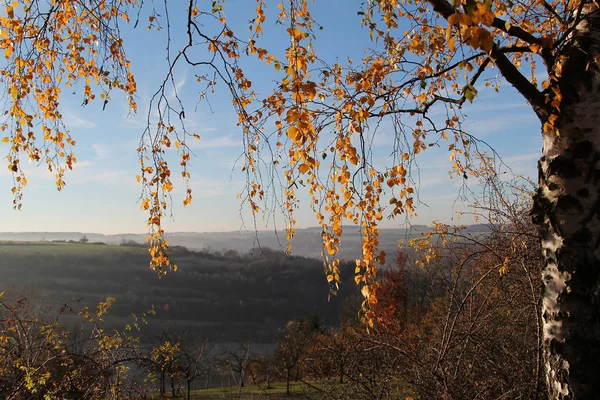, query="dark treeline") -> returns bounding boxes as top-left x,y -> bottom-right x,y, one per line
0,242 -> 357,343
